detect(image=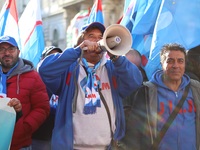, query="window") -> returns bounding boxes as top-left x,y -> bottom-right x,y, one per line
52,29 -> 59,47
